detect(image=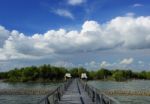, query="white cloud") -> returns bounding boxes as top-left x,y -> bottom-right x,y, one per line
120,58 -> 134,65
106,16 -> 150,49
67,0 -> 85,5
52,61 -> 75,67
85,61 -> 112,69
0,16 -> 150,61
133,3 -> 143,7
54,9 -> 74,19
85,61 -> 99,69
0,26 -> 10,47
86,59 -> 147,70
100,61 -> 111,67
